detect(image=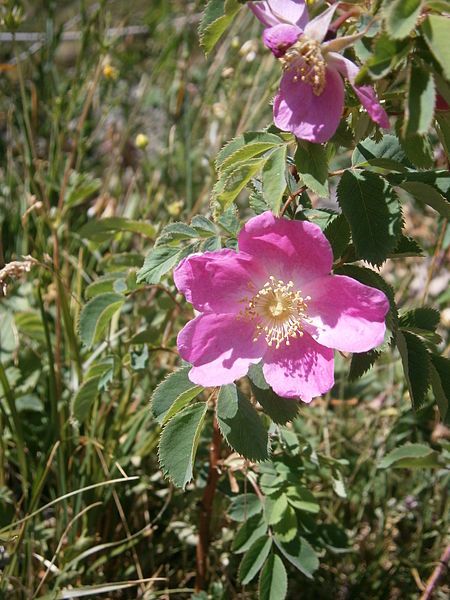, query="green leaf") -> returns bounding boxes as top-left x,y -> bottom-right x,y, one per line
232,515 -> 268,554
14,312 -> 45,343
426,1 -> 450,10
262,145 -> 287,215
285,485 -> 320,514
430,354 -> 450,423
198,0 -> 241,54
239,536 -> 272,585
137,245 -> 190,284
300,208 -> 337,231
435,111 -> 450,157
129,327 -> 159,344
85,356 -> 115,390
64,172 -> 101,209
216,135 -> 246,170
247,362 -> 269,389
100,252 -> 143,271
212,158 -> 267,216
151,367 -> 203,425
71,376 -> 100,423
78,217 -> 156,241
323,214 -> 351,260
158,403 -> 207,488
295,141 -> 329,197
421,15 -> 450,80
352,134 -> 409,170
336,170 -> 403,265
404,62 -> 436,136
130,346 -> 149,370
190,215 -> 217,236
378,443 -> 439,469
78,293 -> 125,348
156,222 -> 198,245
216,384 -> 270,461
356,34 -> 410,83
228,493 -> 263,522
251,382 -> 299,425
259,553 -> 288,600
383,0 -> 423,40
260,473 -> 284,497
389,234 -> 423,257
217,205 -> 240,235
396,331 -> 431,409
399,133 -> 434,169
274,536 -> 319,579
272,503 -> 297,542
248,365 -> 299,424
349,350 -> 381,381
217,132 -> 285,174
279,428 -> 301,456
85,273 -> 128,299
266,494 -> 289,526
249,189 -> 271,215
399,308 -> 440,332
399,181 -> 450,218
